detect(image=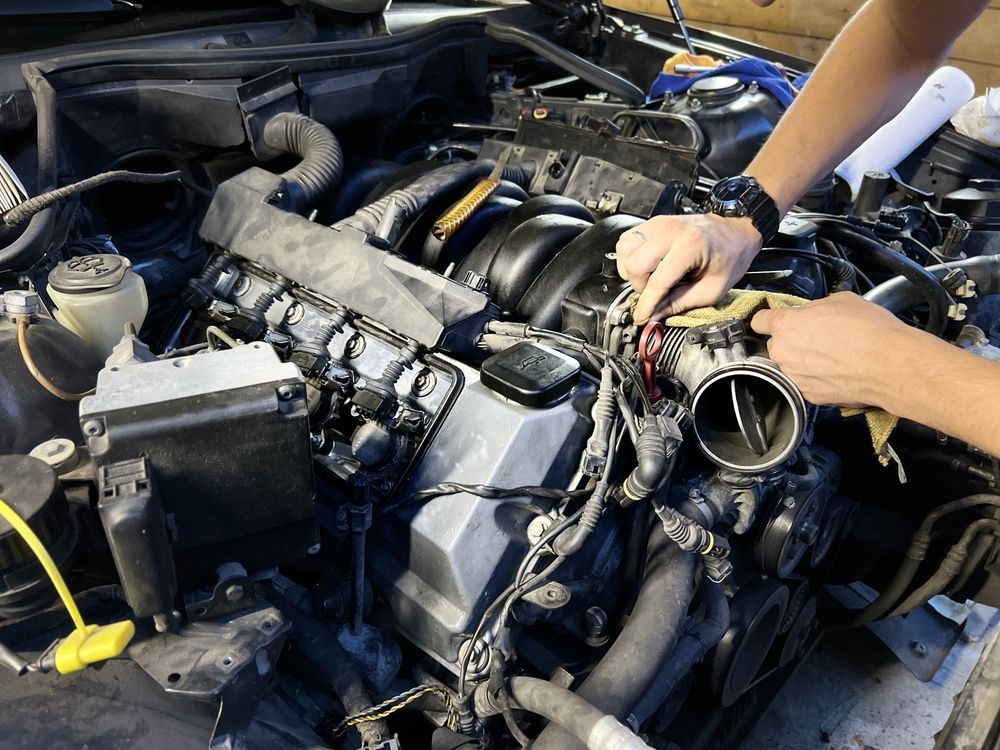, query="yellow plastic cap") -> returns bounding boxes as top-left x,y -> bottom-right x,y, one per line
54,620 -> 136,674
